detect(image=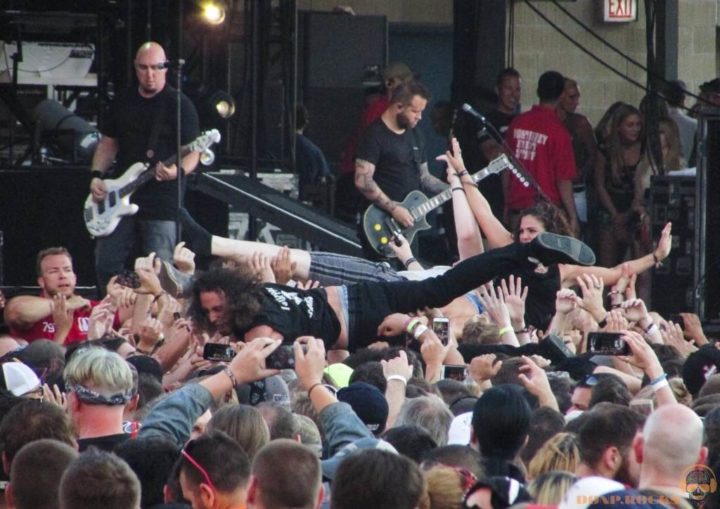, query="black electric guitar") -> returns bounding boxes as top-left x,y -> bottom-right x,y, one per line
362,154 -> 526,257
83,129 -> 221,238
